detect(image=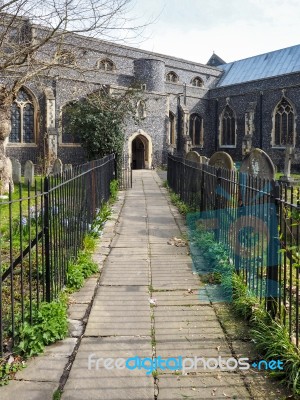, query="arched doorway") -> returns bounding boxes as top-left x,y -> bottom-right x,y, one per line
128,130 -> 152,169
132,136 -> 145,169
